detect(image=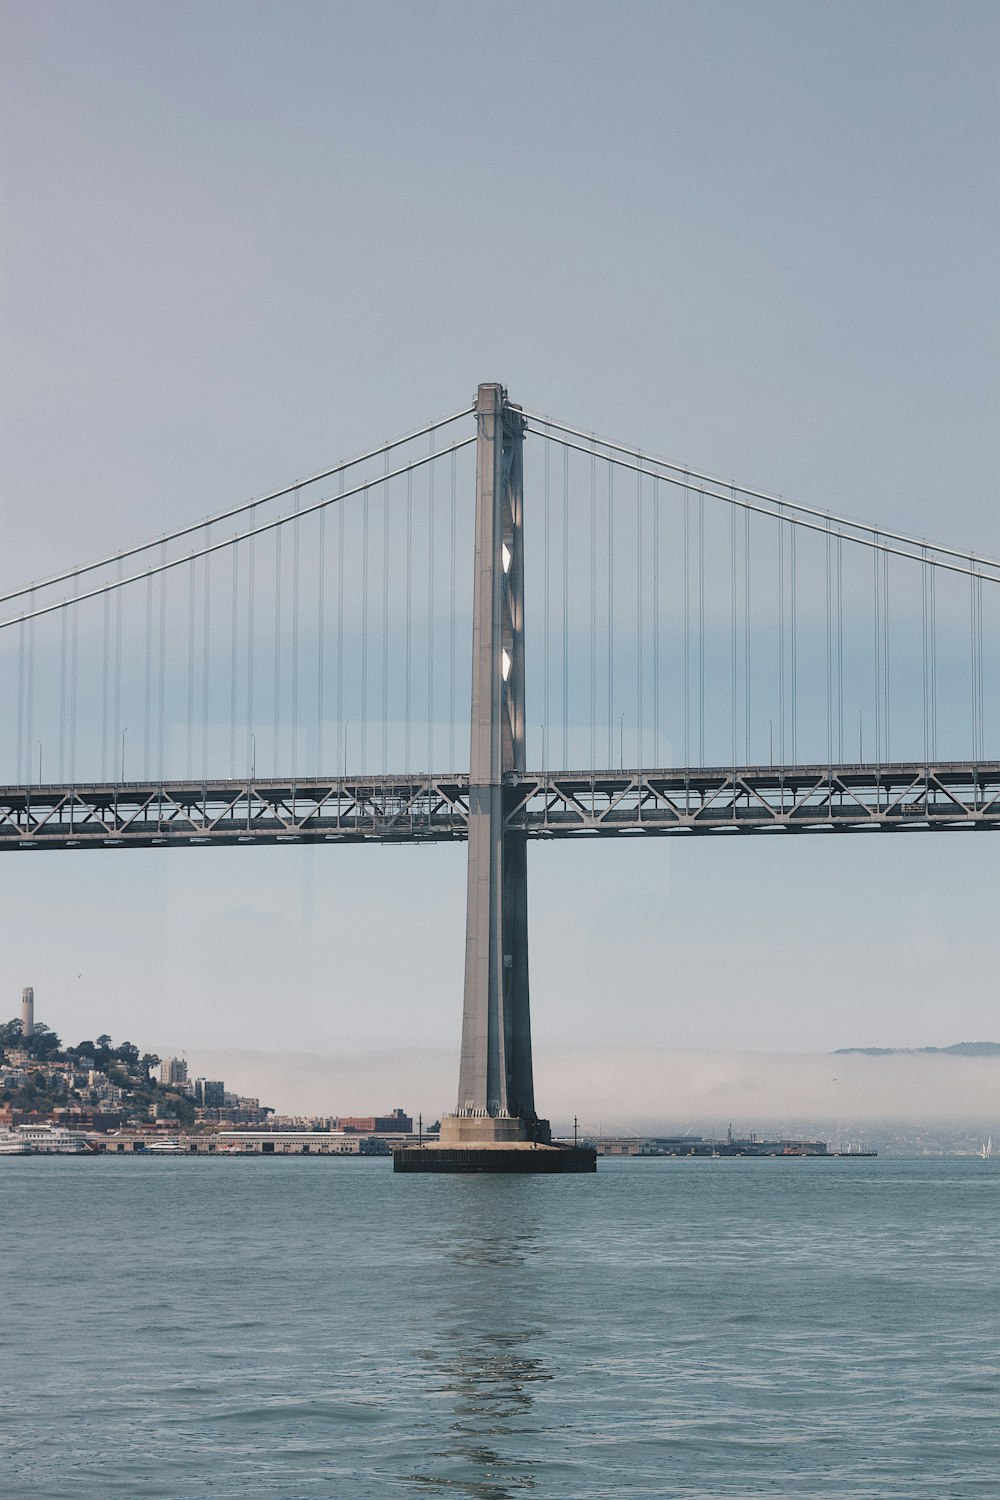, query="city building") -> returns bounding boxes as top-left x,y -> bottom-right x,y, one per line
193,1078 -> 225,1108
335,1108 -> 413,1134
159,1057 -> 188,1087
213,1130 -> 363,1155
21,987 -> 34,1038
